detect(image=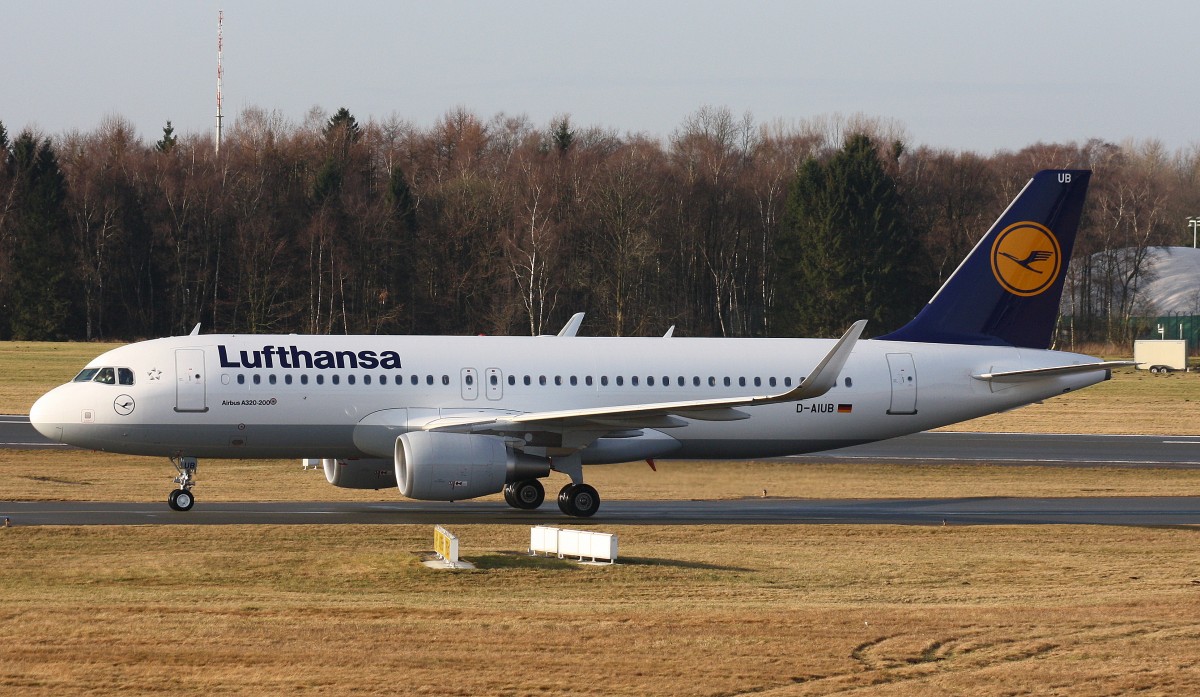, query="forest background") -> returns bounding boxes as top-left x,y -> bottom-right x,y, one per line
0,106 -> 1193,345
